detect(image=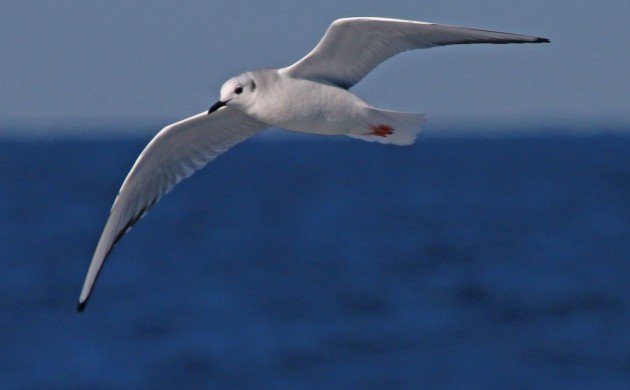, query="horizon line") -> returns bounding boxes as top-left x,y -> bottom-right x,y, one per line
1,115 -> 629,140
